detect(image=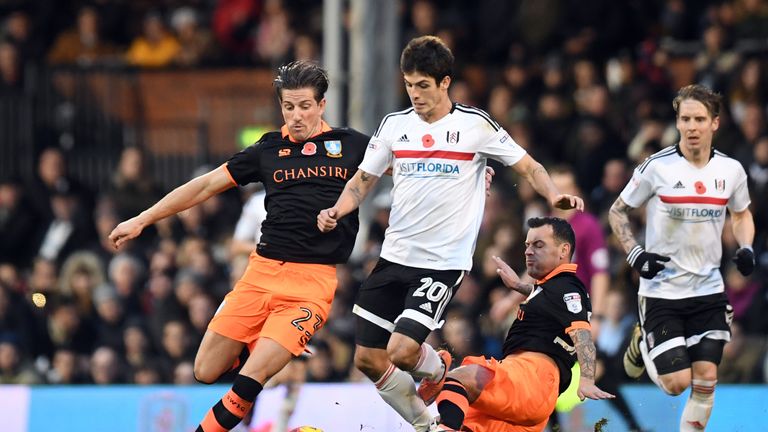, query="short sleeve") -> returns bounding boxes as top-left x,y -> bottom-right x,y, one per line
728,163 -> 751,212
359,133 -> 394,176
620,165 -> 654,208
226,143 -> 263,185
476,127 -> 527,166
544,280 -> 591,332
